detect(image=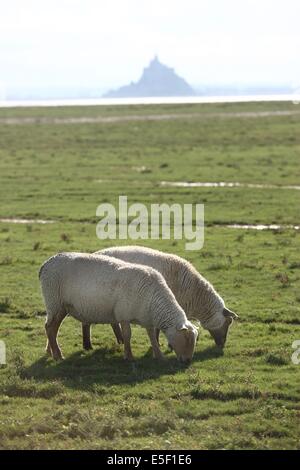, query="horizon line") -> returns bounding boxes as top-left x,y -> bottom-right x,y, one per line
1,94 -> 300,109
